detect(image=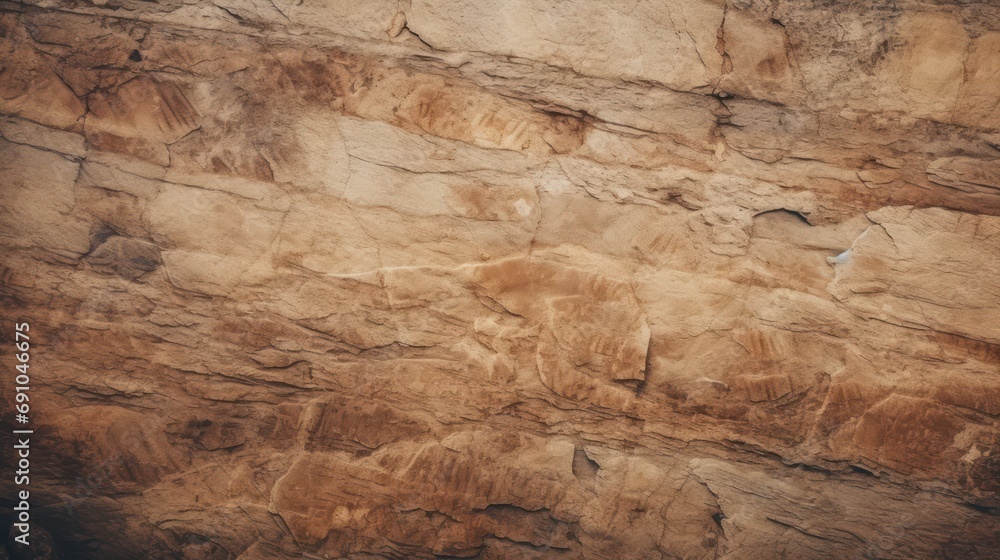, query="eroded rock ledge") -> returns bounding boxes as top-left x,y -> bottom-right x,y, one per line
1,0 -> 999,558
